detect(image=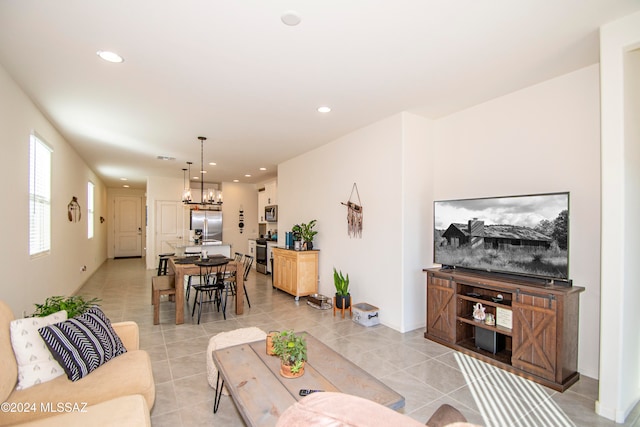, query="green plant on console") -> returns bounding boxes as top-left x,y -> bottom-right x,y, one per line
333,268 -> 350,296
31,295 -> 101,318
272,330 -> 307,373
292,220 -> 317,243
